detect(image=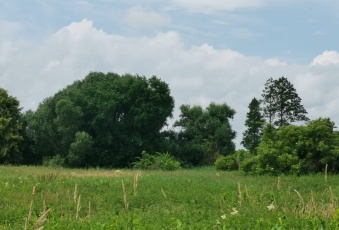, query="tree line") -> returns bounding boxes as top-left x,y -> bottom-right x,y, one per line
1,72 -> 338,174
